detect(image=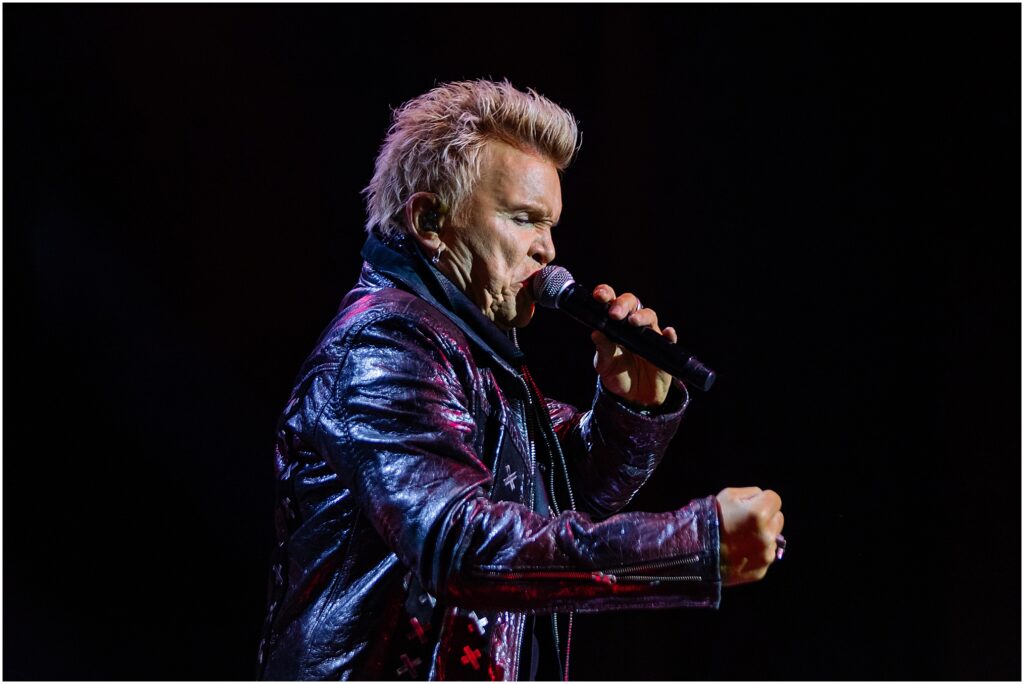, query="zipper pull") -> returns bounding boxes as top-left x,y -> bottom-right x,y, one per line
592,572 -> 617,585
